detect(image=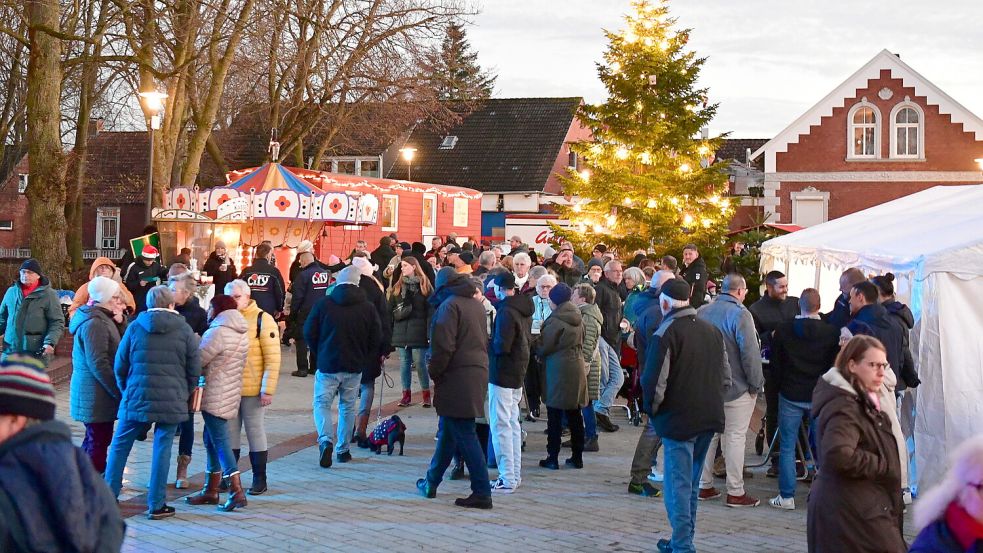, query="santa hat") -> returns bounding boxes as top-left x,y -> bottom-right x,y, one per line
141,245 -> 160,259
